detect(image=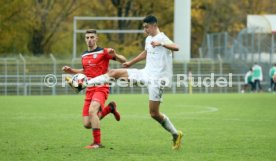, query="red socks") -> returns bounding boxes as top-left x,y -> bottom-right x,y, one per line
98,105 -> 111,119
92,128 -> 101,144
